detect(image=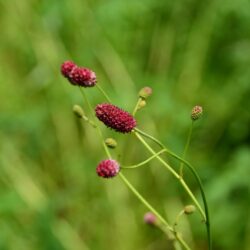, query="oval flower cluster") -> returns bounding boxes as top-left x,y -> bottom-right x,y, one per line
95,103 -> 137,133
96,159 -> 120,178
61,60 -> 96,87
